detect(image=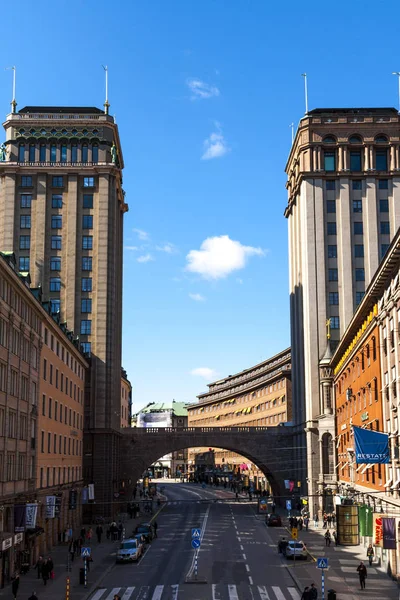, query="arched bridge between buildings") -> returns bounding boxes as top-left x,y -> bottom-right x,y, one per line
119,426 -> 296,501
